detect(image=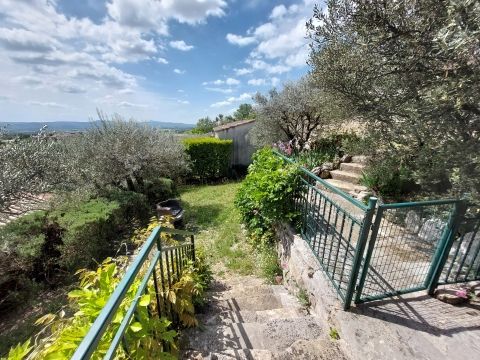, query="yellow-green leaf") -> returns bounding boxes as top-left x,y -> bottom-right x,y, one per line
130,322 -> 142,333
139,294 -> 150,307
